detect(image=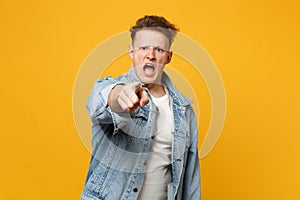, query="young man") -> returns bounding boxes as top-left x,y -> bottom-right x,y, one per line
81,15 -> 200,200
